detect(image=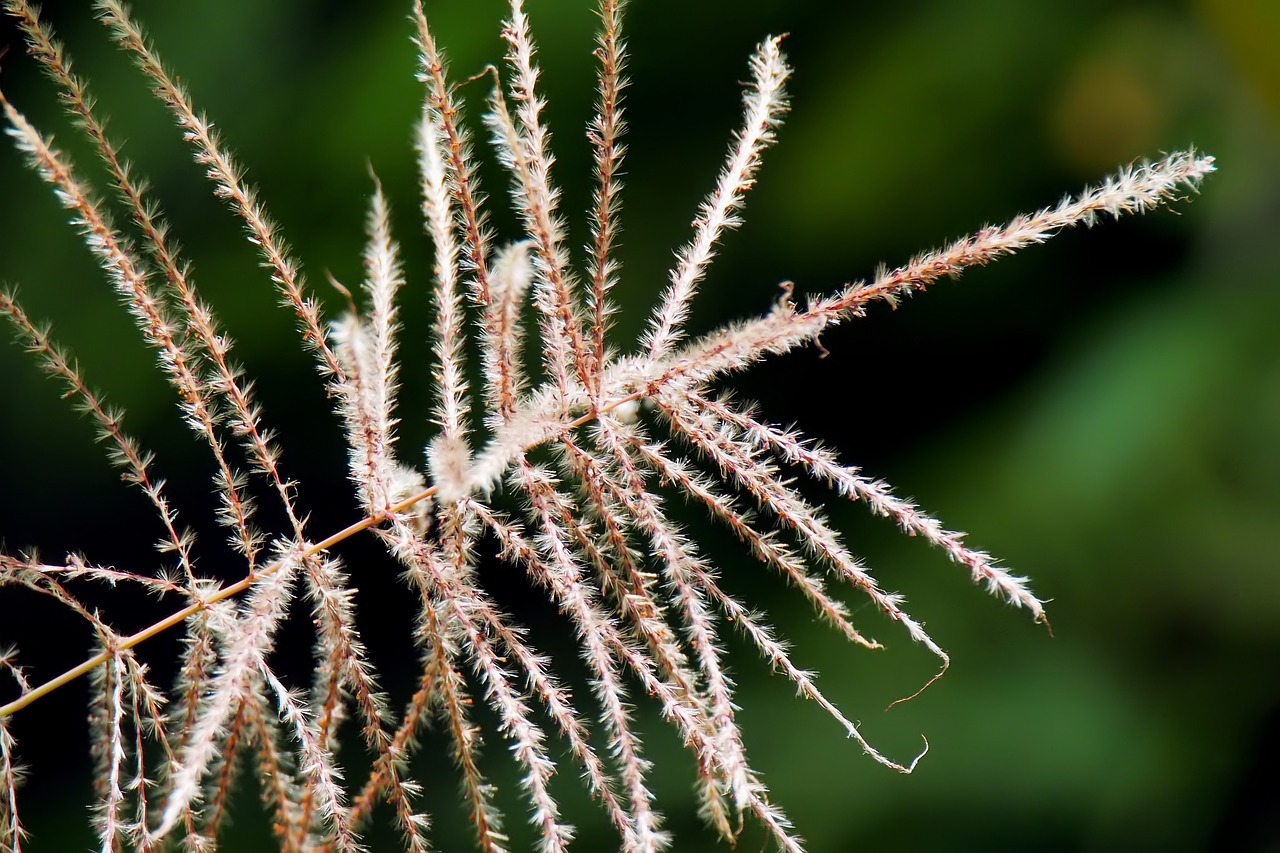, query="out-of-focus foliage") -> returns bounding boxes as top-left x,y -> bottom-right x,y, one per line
0,0 -> 1275,849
